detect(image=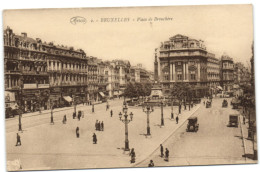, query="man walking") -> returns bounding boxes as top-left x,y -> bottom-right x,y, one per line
101,121 -> 104,131
243,115 -> 246,125
76,127 -> 80,138
95,120 -> 98,130
178,104 -> 181,114
164,148 -> 169,162
176,116 -> 179,124
110,110 -> 113,117
16,133 -> 21,146
160,144 -> 164,157
93,133 -> 97,144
